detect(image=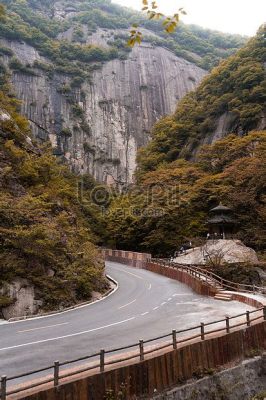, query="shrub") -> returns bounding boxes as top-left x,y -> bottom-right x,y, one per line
70,76 -> 84,88
9,57 -> 37,76
71,104 -> 84,118
60,127 -> 72,137
84,143 -> 96,155
0,46 -> 13,56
